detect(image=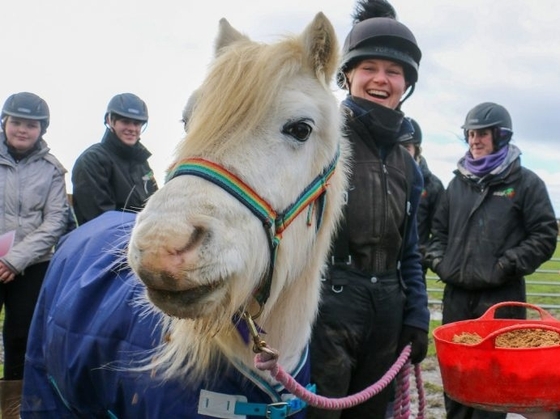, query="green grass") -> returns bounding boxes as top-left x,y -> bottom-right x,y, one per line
427,243 -> 560,356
